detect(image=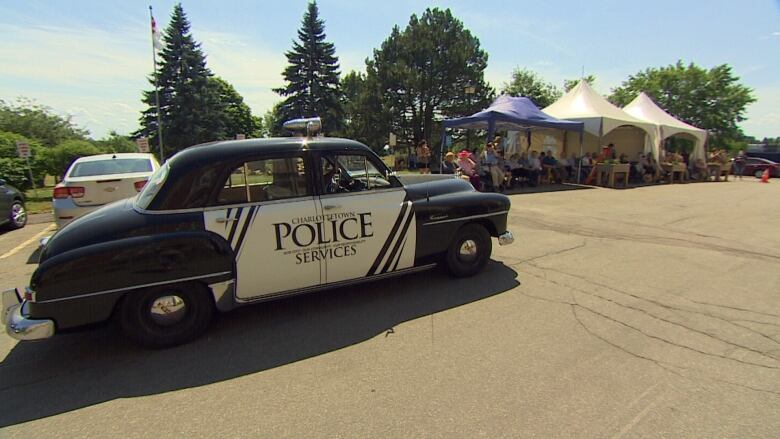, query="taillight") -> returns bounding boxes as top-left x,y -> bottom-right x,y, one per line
134,180 -> 148,192
53,186 -> 85,199
53,186 -> 69,199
